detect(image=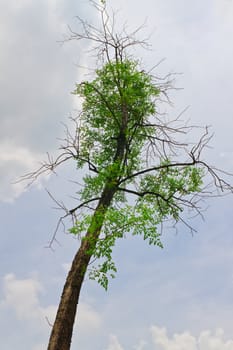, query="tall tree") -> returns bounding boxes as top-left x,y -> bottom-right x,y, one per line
23,2 -> 232,349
